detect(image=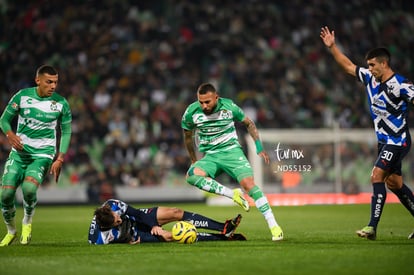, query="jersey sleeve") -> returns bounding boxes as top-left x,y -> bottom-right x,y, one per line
181,106 -> 195,130
230,101 -> 245,122
400,80 -> 414,103
0,91 -> 21,133
105,199 -> 128,215
356,66 -> 371,86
